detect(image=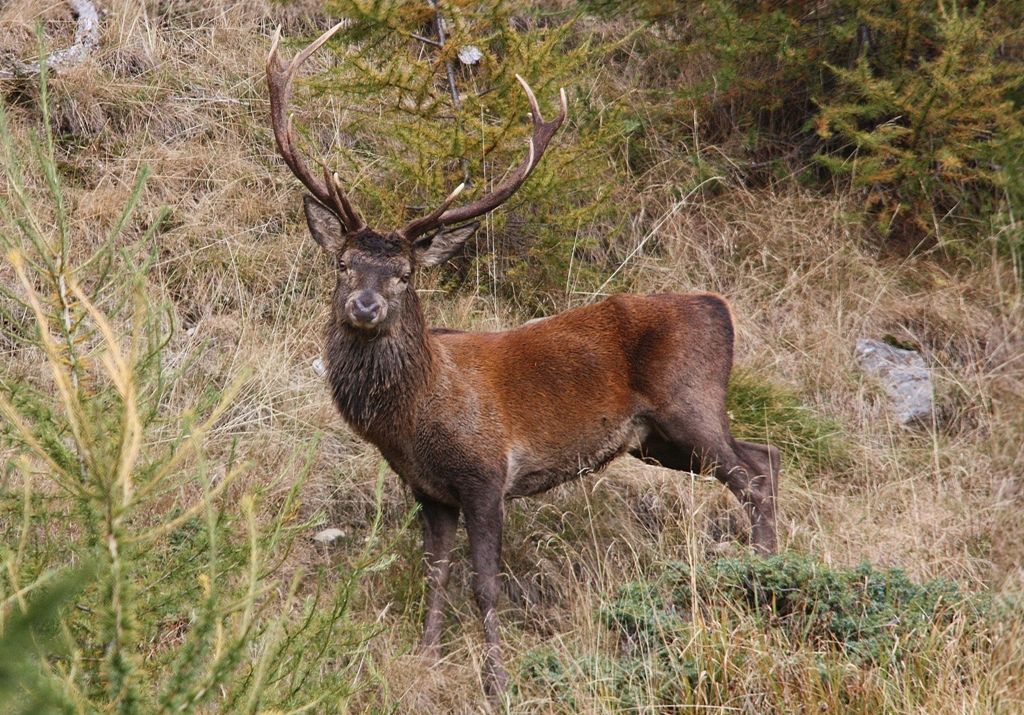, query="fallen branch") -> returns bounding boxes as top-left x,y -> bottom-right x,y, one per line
0,0 -> 100,79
